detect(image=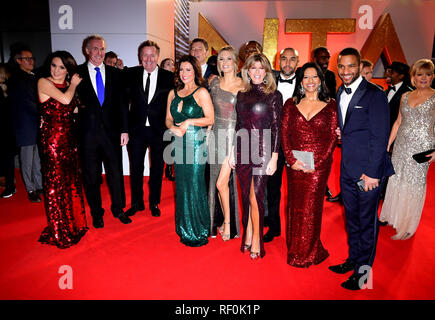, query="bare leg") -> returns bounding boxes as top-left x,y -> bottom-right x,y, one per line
216,157 -> 232,240
249,177 -> 260,257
